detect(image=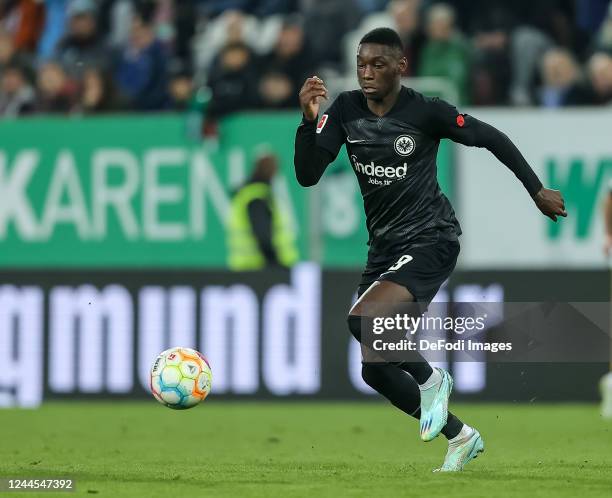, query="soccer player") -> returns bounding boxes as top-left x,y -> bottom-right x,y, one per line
294,28 -> 567,471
